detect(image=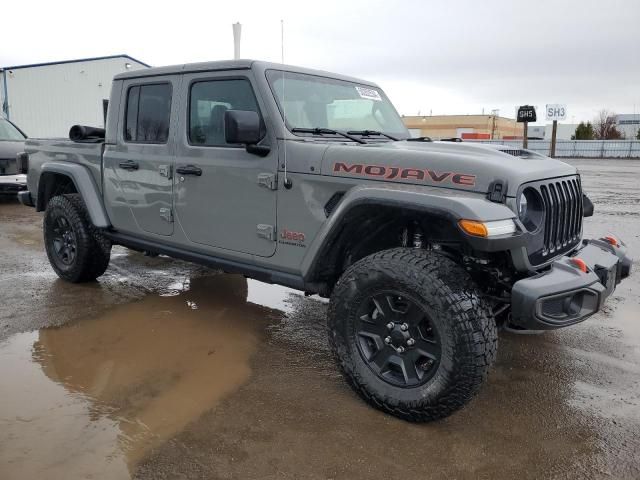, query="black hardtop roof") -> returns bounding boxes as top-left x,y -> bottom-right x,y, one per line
113,59 -> 378,87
